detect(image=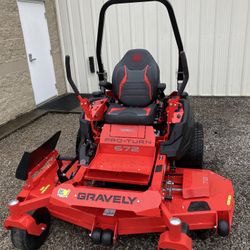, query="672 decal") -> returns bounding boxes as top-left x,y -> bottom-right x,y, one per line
114,146 -> 140,152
